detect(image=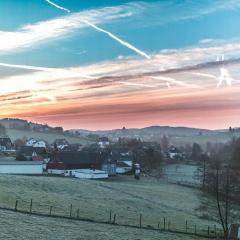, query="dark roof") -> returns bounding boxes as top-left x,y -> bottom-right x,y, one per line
52,150 -> 103,165
18,146 -> 46,156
